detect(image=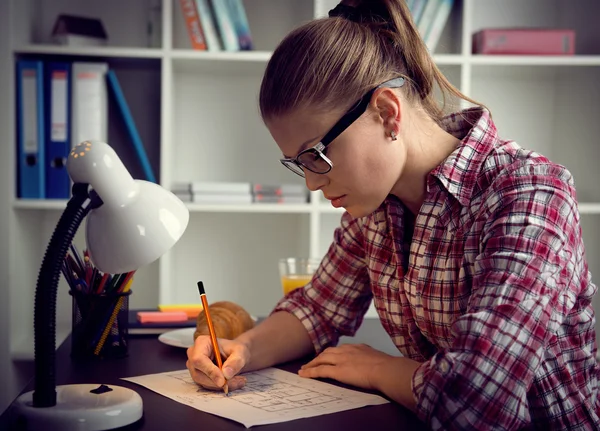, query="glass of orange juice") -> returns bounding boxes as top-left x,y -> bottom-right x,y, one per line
279,258 -> 320,296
